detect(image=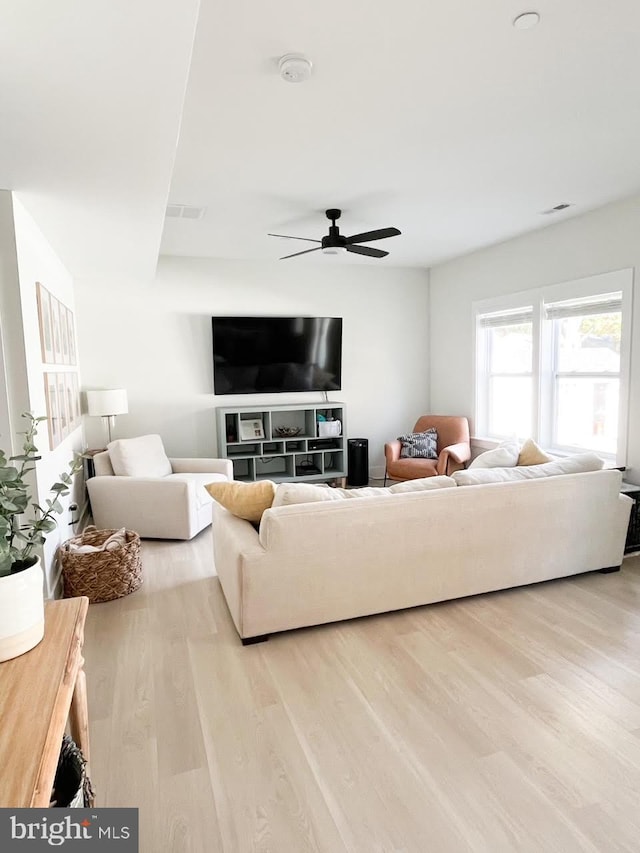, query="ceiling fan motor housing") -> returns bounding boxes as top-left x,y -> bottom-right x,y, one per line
322,232 -> 346,249
323,209 -> 344,247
